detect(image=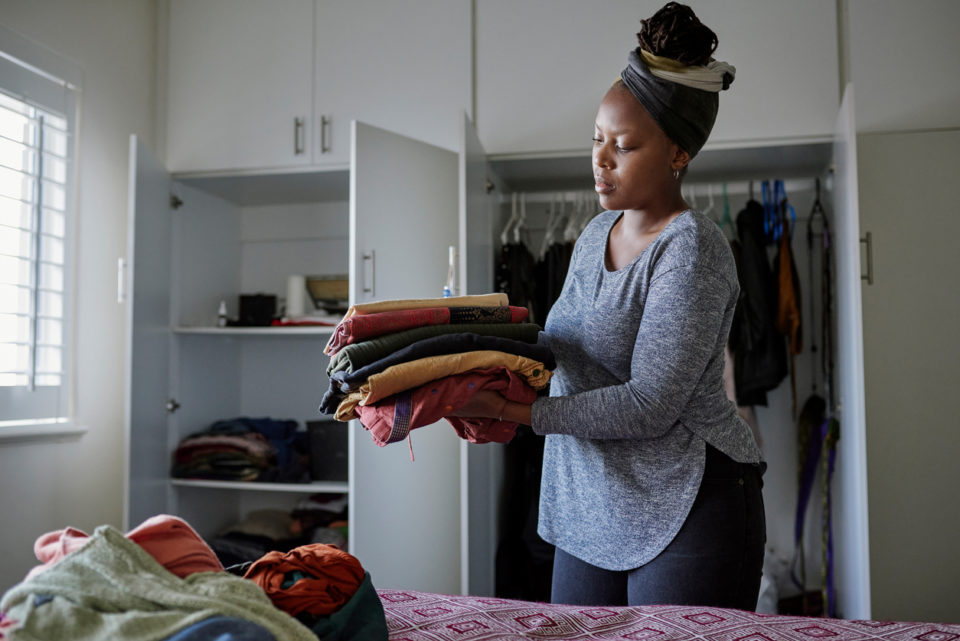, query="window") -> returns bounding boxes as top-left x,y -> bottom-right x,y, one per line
0,36 -> 78,430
